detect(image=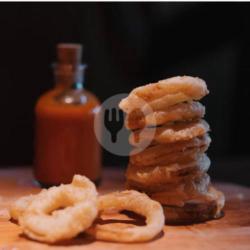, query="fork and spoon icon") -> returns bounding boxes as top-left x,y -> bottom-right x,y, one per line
104,108 -> 124,143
